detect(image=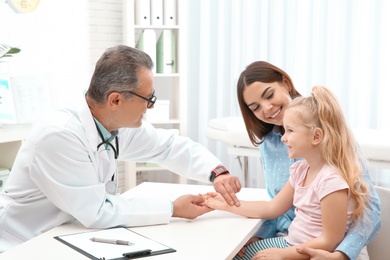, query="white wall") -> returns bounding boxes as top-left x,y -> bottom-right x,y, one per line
2,1 -> 389,189
0,0 -> 123,109
185,1 -> 390,188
